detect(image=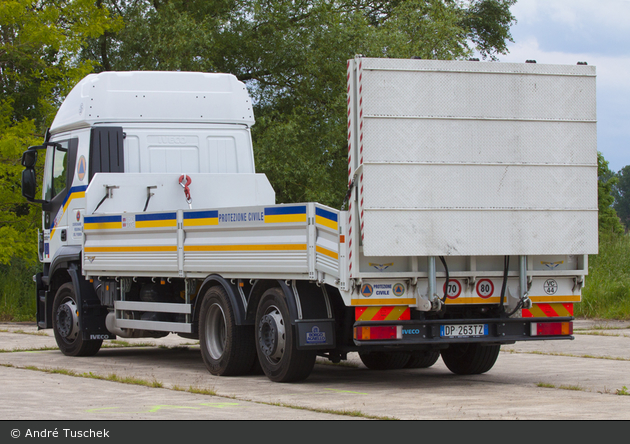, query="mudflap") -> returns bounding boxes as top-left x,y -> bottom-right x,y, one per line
35,272 -> 51,329
67,265 -> 115,341
296,320 -> 336,350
